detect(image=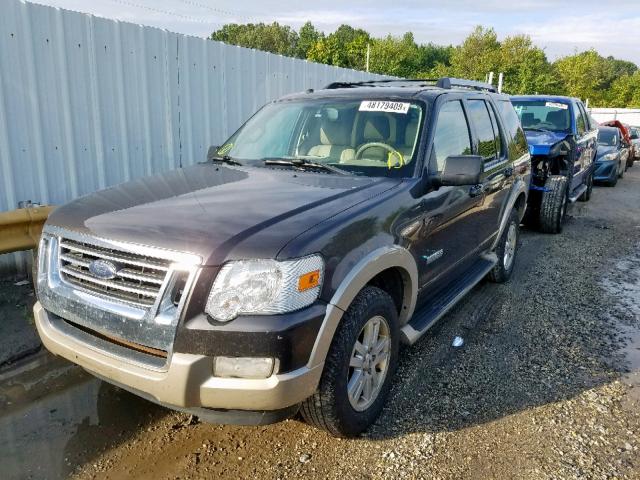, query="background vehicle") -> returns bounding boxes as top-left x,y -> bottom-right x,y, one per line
593,126 -> 629,186
34,78 -> 530,437
511,95 -> 597,234
601,120 -> 634,170
629,126 -> 640,162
